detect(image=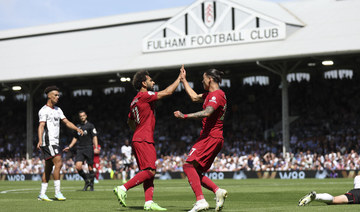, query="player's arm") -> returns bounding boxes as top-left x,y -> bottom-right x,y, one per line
180,65 -> 203,103
174,106 -> 215,119
127,118 -> 136,131
62,118 -> 83,135
37,122 -> 45,150
93,136 -> 99,154
63,137 -> 78,152
156,66 -> 183,100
